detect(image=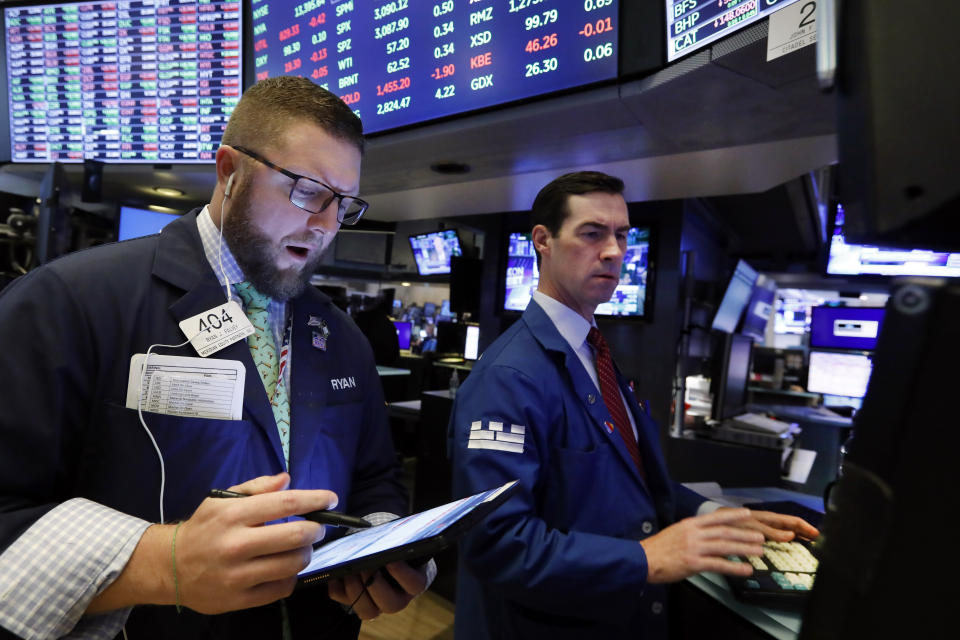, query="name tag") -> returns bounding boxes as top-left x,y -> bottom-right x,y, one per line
179,300 -> 254,357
